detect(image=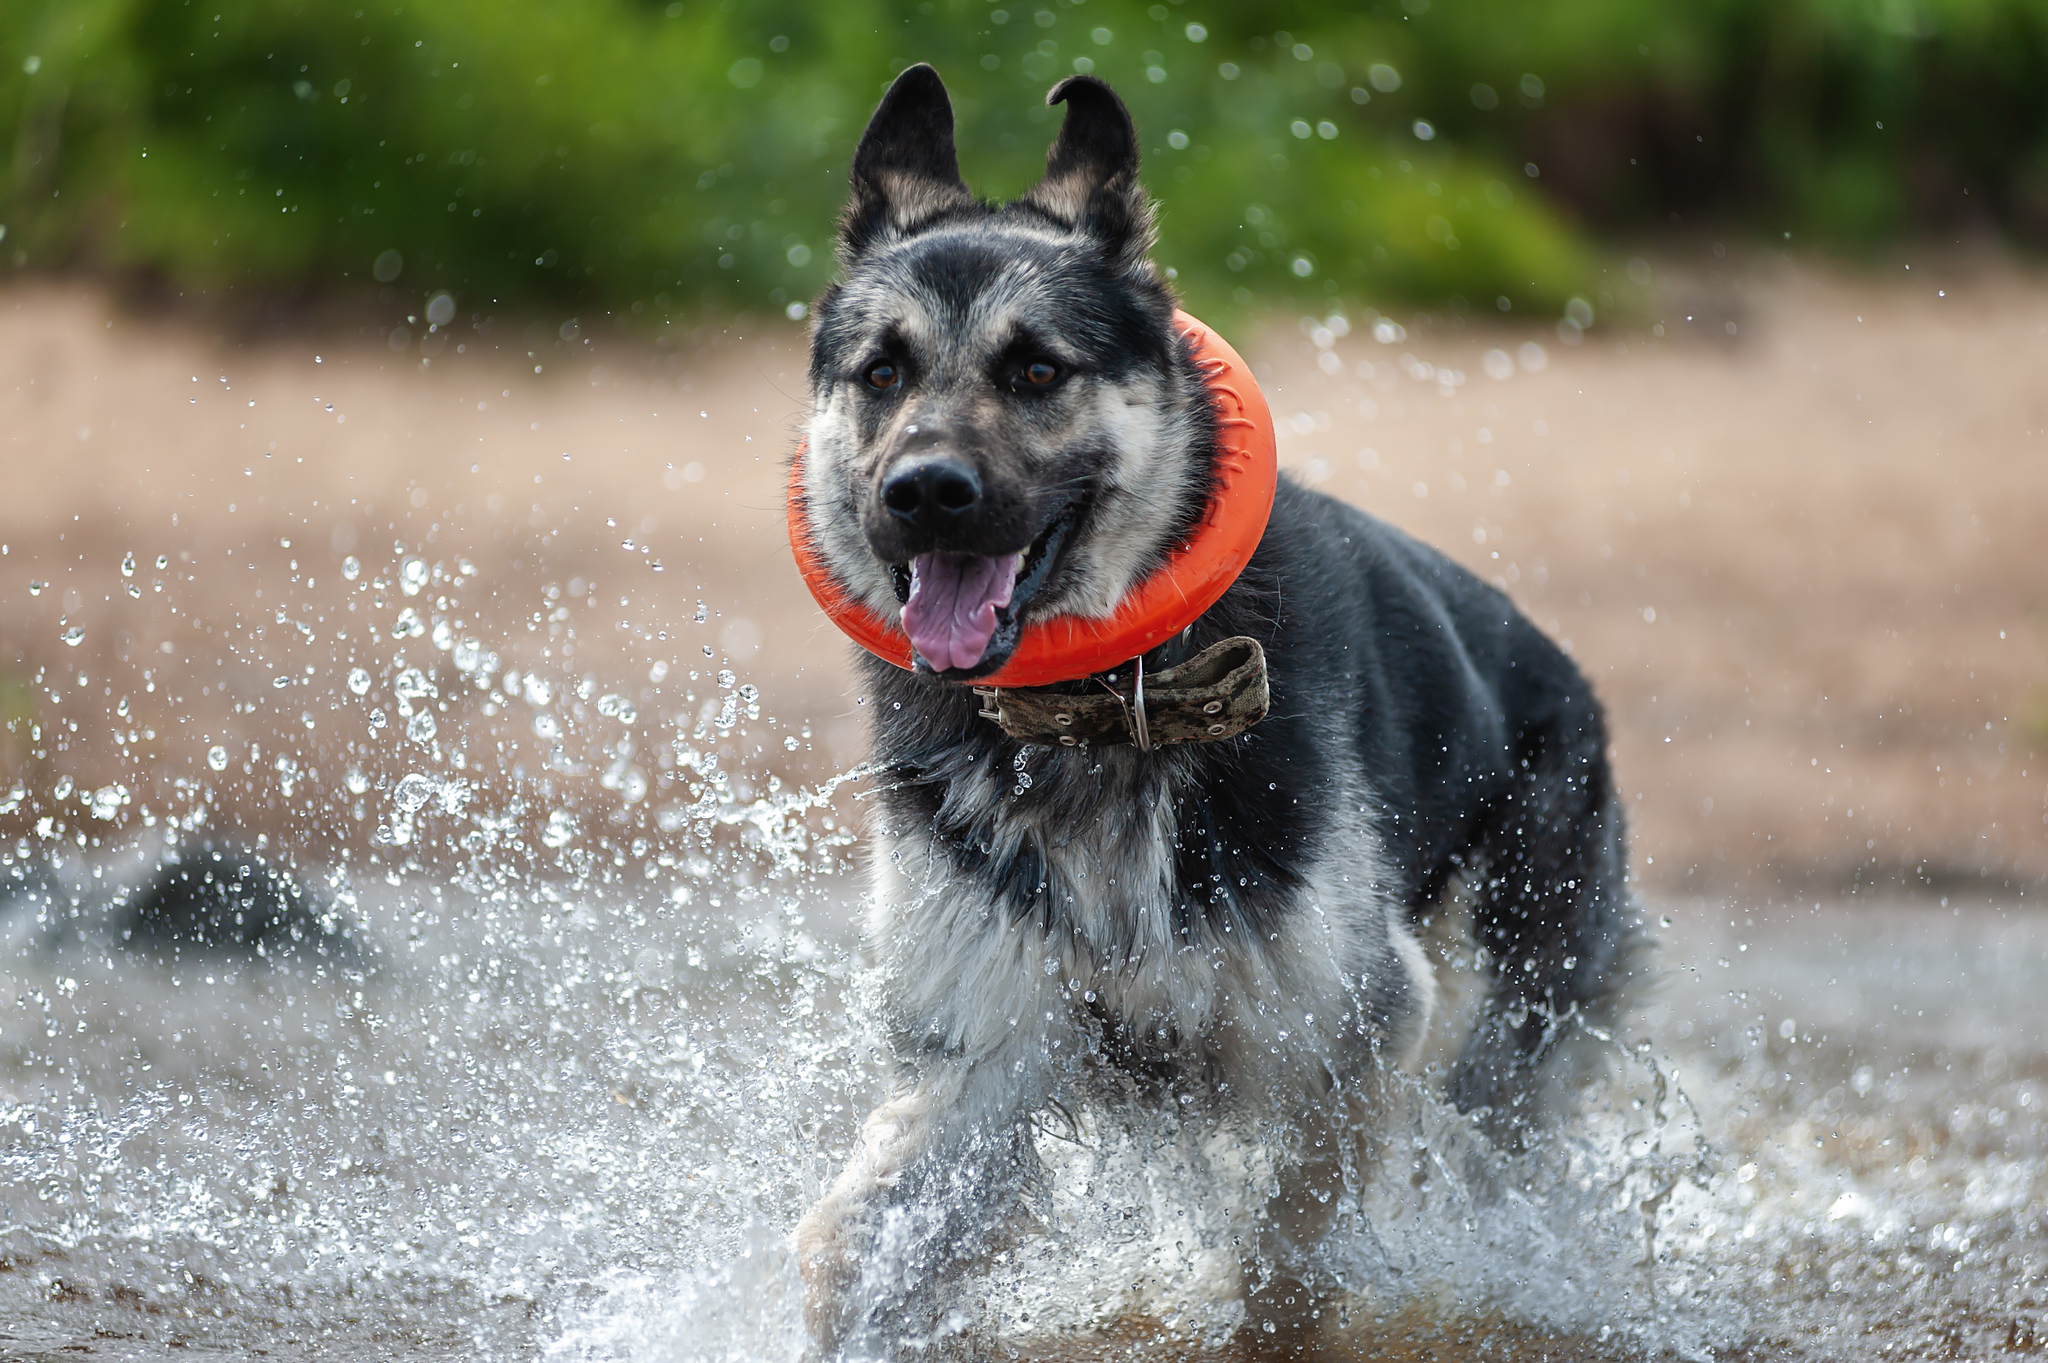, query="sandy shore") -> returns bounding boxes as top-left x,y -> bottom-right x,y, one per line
1,250 -> 2043,894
